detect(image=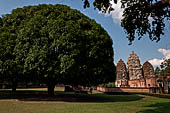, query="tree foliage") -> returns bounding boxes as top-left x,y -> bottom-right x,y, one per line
160,58 -> 170,76
154,66 -> 161,77
0,13 -> 22,92
82,0 -> 170,44
0,4 -> 115,95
